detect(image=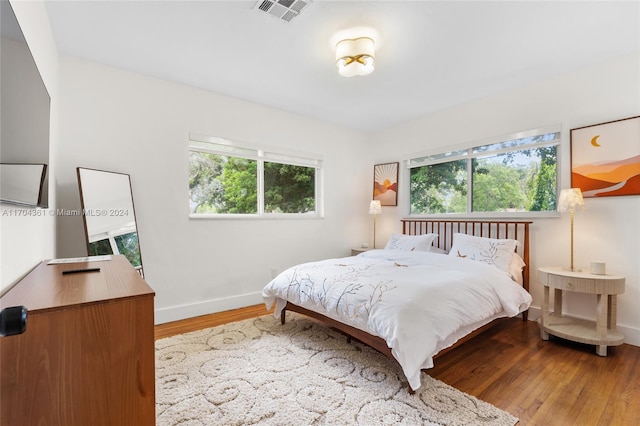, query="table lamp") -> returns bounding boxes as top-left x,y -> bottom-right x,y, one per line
369,200 -> 382,248
557,188 -> 585,272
